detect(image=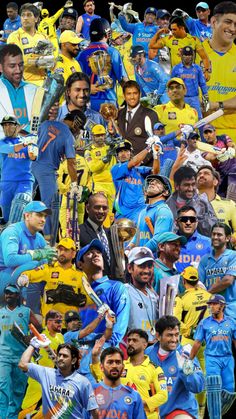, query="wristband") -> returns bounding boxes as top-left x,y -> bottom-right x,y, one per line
218,101 -> 224,111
